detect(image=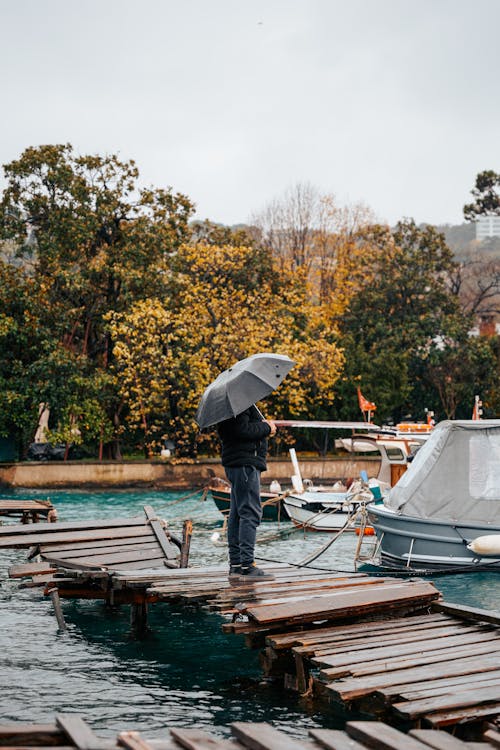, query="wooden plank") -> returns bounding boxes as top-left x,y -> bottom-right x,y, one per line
170,726 -> 241,749
44,546 -> 165,567
8,562 -> 57,578
326,655 -> 500,702
409,728 -> 477,749
423,702 -> 500,728
0,515 -> 146,536
244,582 -> 440,624
346,721 -> 430,750
321,638 -> 500,680
2,526 -> 154,549
307,624 -> 485,657
231,721 -> 317,750
308,728 -> 366,749
143,506 -> 179,560
433,601 -> 500,626
55,714 -> 104,750
483,729 -> 500,748
398,675 -> 500,702
316,630 -> 500,669
377,670 -> 500,701
393,686 -> 500,720
267,614 -> 454,650
0,724 -> 65,745
39,537 -> 157,555
118,730 -> 154,750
